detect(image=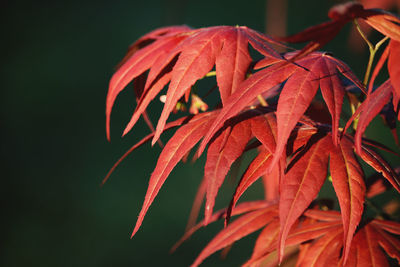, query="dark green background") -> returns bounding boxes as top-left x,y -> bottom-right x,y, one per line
3,0 -> 397,266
